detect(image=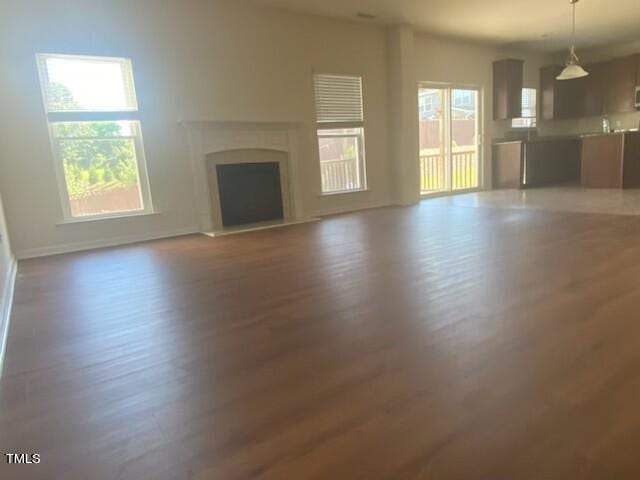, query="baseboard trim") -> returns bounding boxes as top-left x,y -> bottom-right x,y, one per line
203,217 -> 320,237
0,256 -> 17,379
15,227 -> 200,260
314,201 -> 393,218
